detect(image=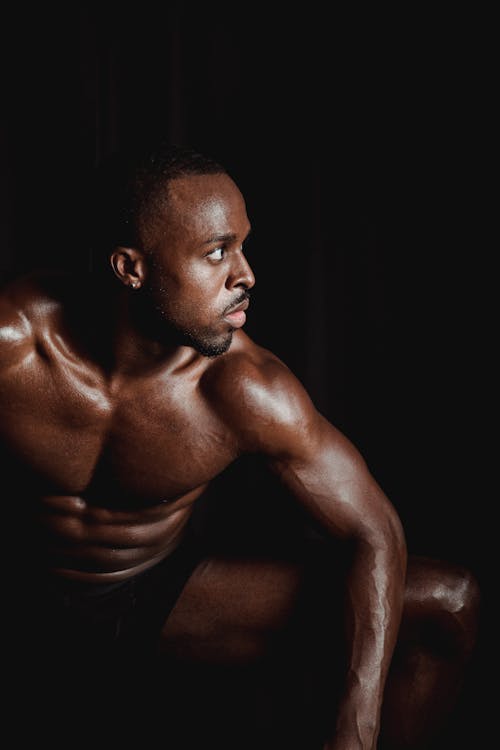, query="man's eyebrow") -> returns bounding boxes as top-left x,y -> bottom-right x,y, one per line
202,232 -> 238,246
202,228 -> 252,246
